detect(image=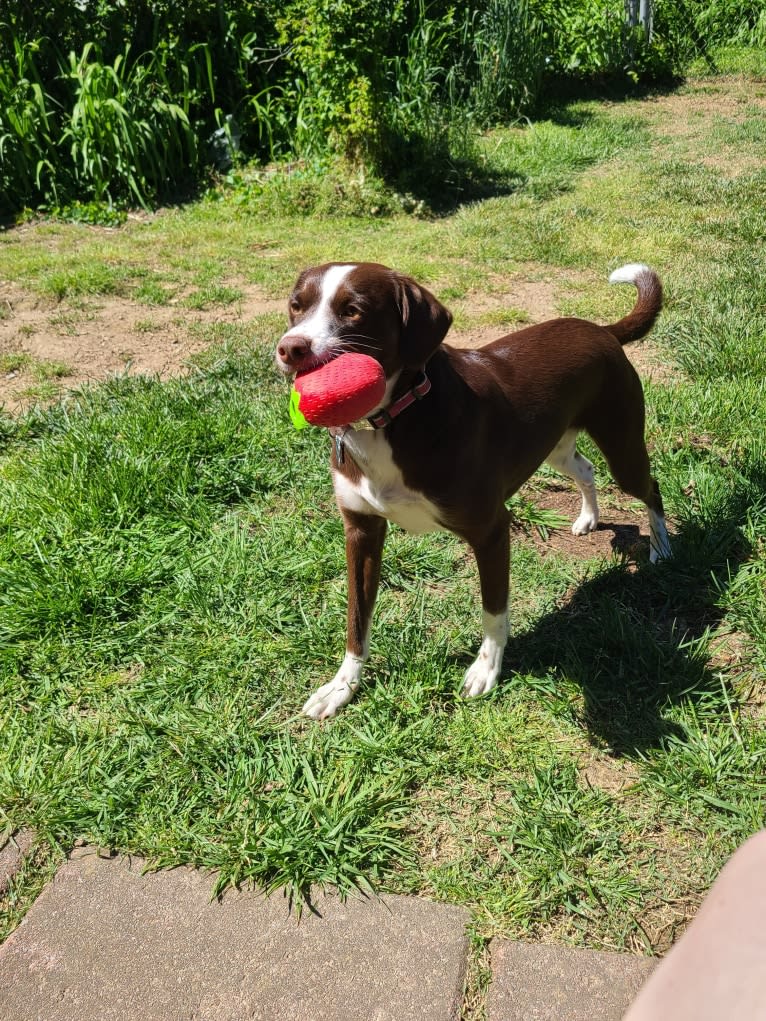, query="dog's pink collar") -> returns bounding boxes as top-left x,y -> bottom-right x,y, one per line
367,372 -> 431,429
